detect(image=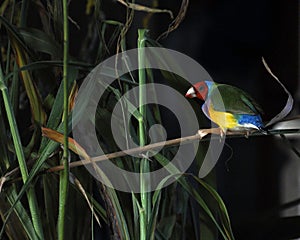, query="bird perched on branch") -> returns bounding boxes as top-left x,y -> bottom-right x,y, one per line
185,81 -> 265,136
